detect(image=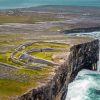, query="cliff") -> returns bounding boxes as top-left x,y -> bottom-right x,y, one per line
63,27 -> 100,34
16,39 -> 99,100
